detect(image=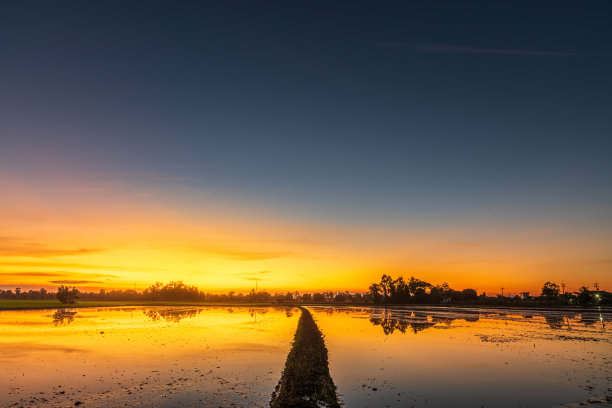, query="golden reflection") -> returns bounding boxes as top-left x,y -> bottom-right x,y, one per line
0,306 -> 299,407
310,307 -> 612,408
